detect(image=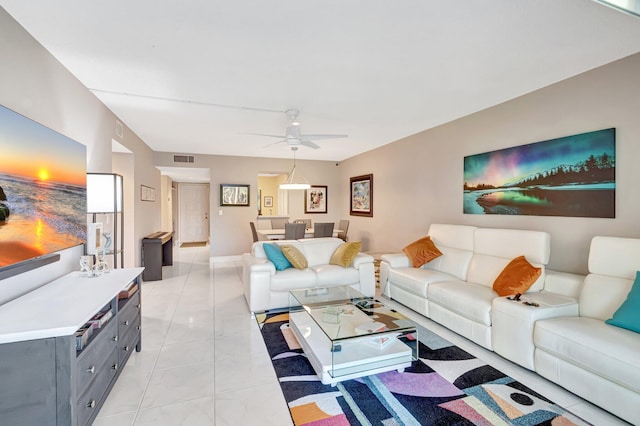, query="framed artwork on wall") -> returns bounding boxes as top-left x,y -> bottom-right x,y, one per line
305,185 -> 327,214
140,185 -> 155,202
220,183 -> 250,206
264,196 -> 273,207
463,128 -> 615,218
350,174 -> 373,217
